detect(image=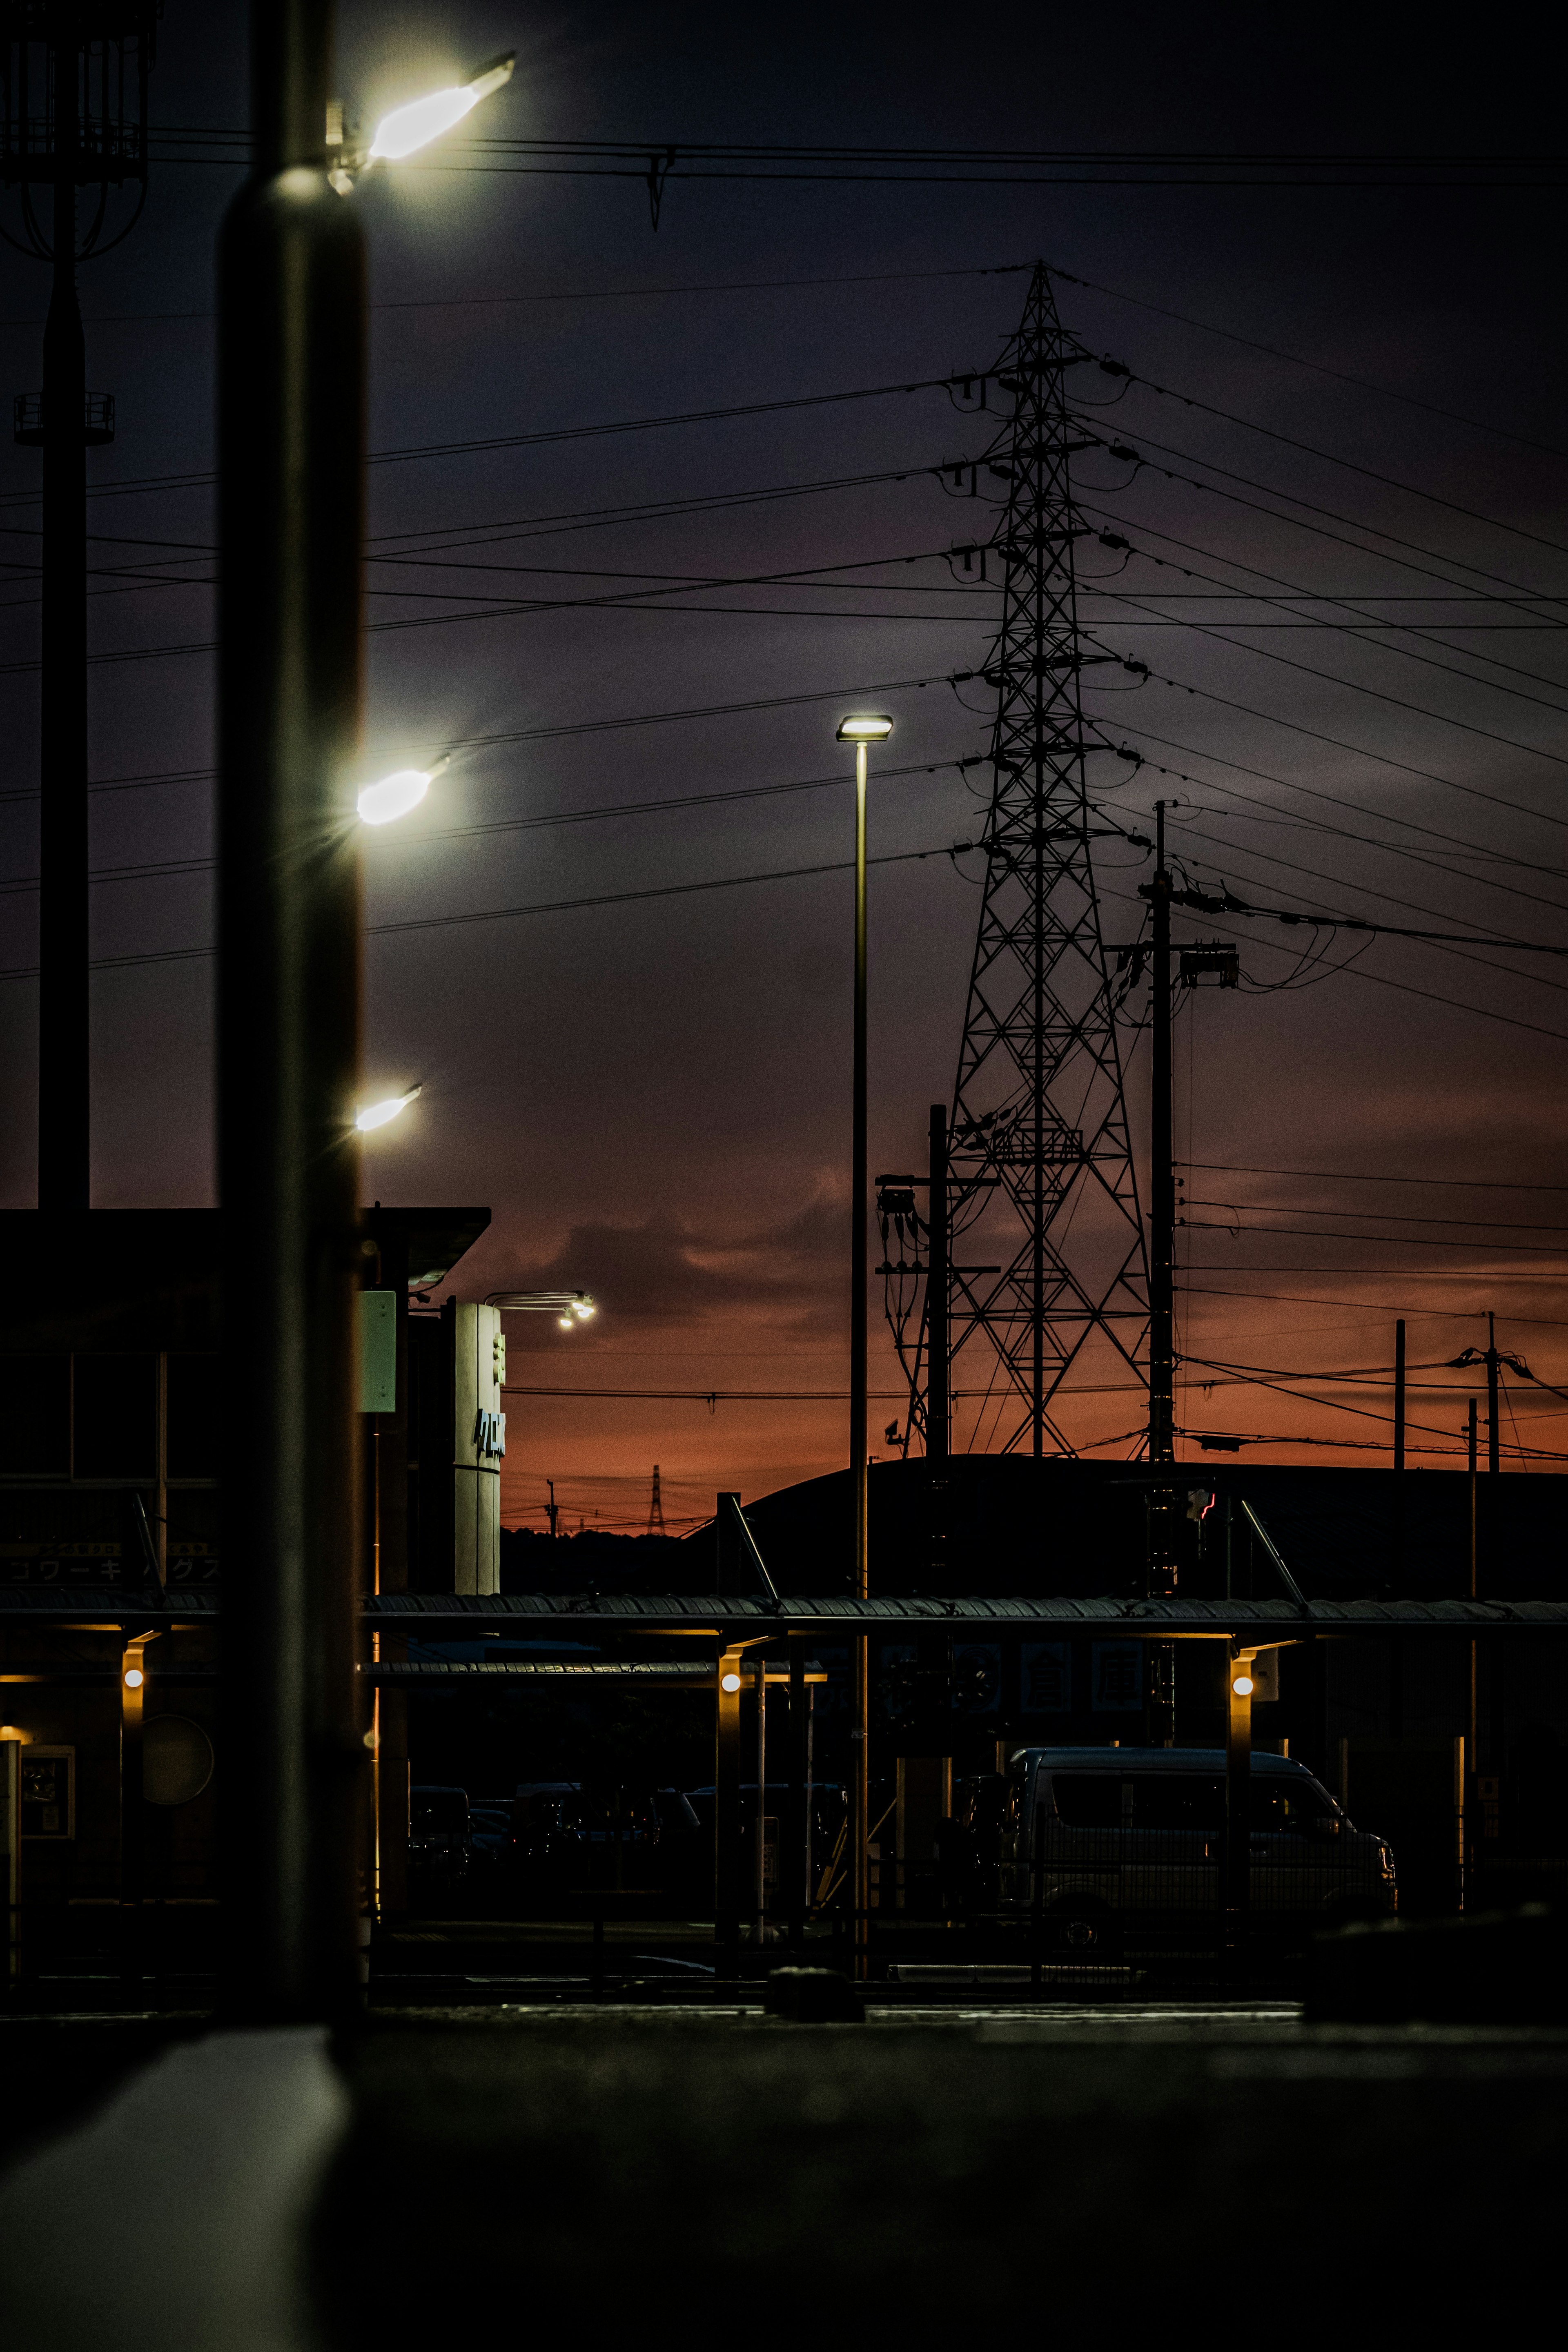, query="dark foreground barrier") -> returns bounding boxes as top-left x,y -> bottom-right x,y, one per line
312,2012 -> 1568,2342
